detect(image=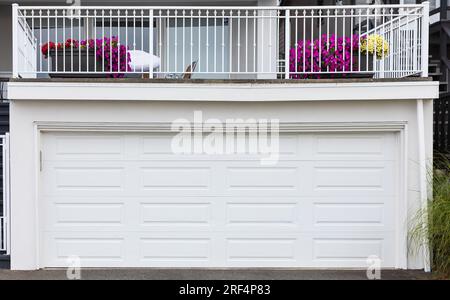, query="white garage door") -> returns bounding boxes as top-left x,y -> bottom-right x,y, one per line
40,131 -> 399,268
